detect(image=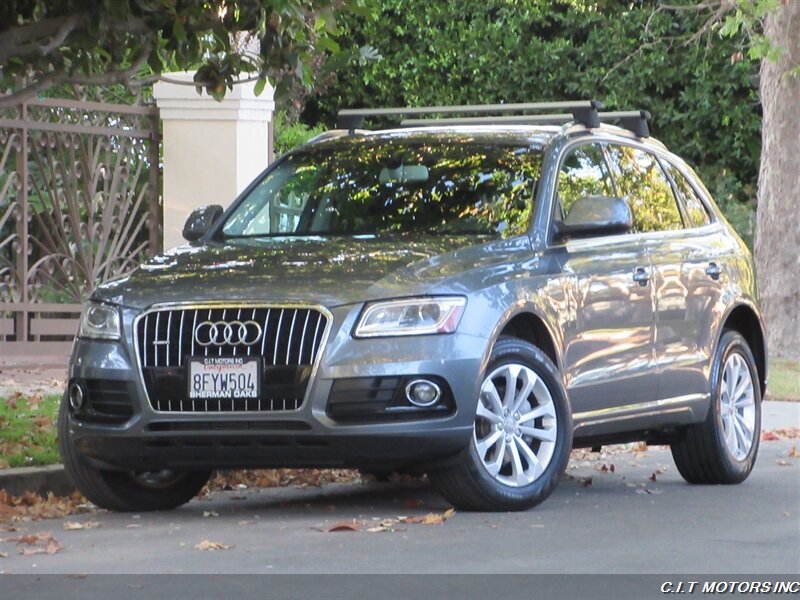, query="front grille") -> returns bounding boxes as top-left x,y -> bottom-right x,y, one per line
135,306 -> 328,412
